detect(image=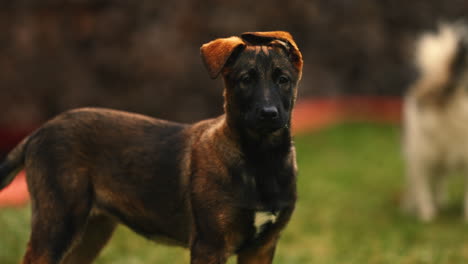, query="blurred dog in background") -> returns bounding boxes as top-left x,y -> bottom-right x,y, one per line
403,22 -> 468,222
